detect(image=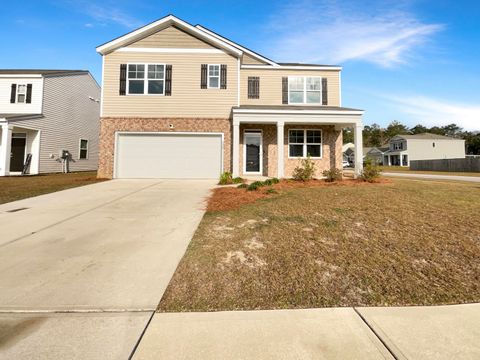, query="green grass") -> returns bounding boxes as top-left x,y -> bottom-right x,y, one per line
159,179 -> 480,312
380,166 -> 480,177
0,172 -> 105,204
